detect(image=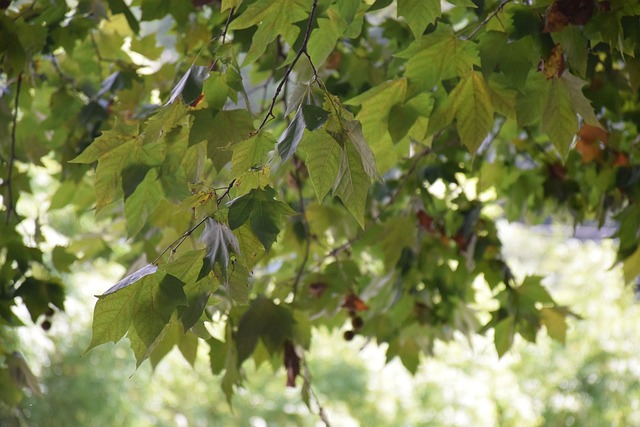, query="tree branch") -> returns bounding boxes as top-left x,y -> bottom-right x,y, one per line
465,0 -> 511,40
209,7 -> 235,72
5,73 -> 22,224
258,0 -> 319,130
